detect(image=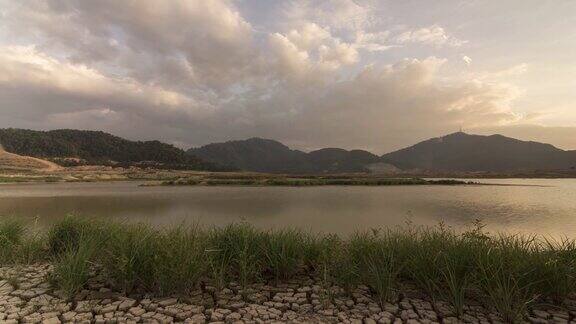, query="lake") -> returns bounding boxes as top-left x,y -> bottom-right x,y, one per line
1,179 -> 575,238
